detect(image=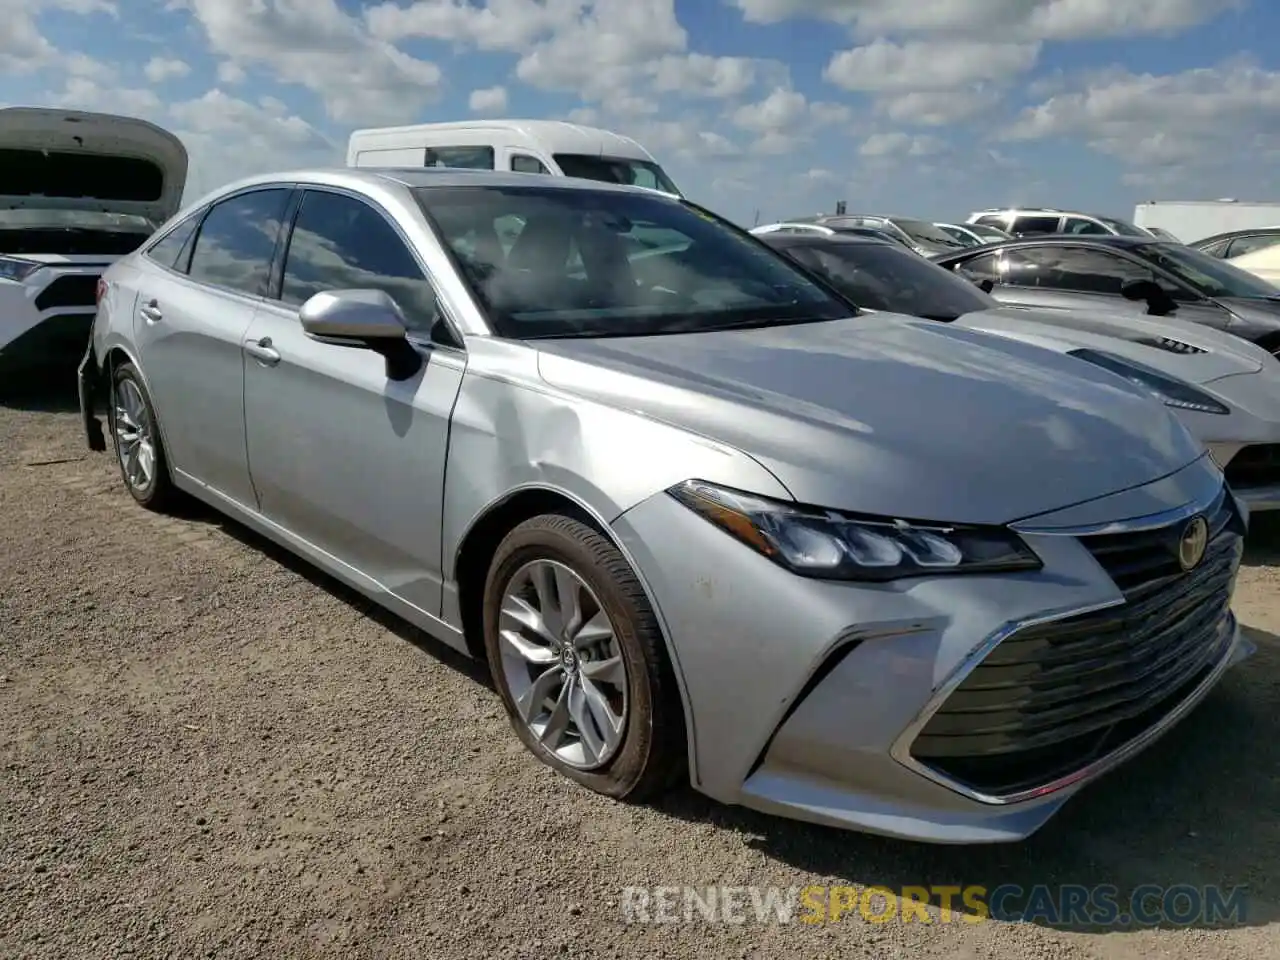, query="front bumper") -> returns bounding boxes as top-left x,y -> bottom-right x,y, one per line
77,341 -> 108,452
612,455 -> 1251,843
